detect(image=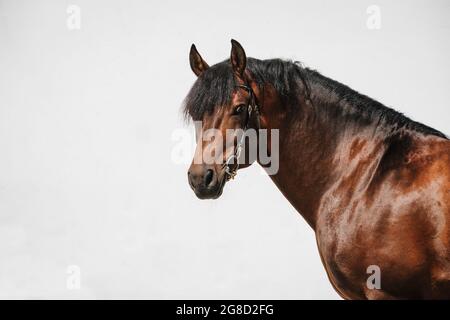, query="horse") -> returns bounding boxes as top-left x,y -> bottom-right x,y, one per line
182,39 -> 450,299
